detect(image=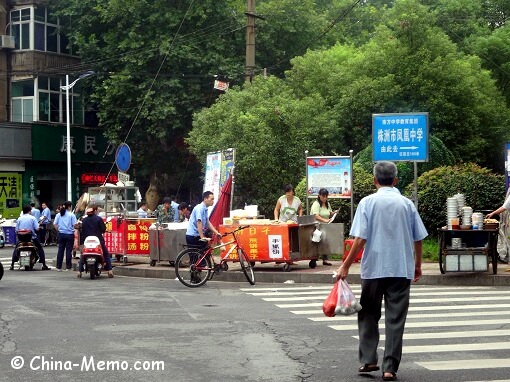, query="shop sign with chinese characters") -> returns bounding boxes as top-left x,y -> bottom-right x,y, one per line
104,218 -> 151,255
0,173 -> 22,218
31,124 -> 116,163
219,225 -> 291,261
372,113 -> 429,162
